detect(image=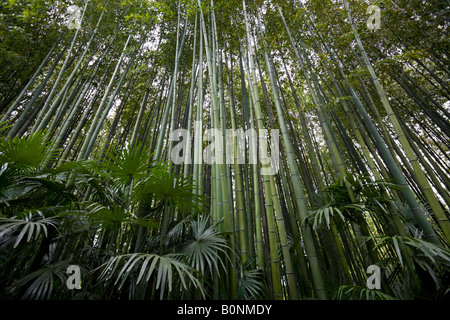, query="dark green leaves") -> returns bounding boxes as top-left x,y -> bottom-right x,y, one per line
100,143 -> 153,185
334,285 -> 397,300
182,216 -> 229,274
0,211 -> 59,248
13,261 -> 71,300
307,204 -> 346,230
99,253 -> 204,299
0,131 -> 57,171
135,161 -> 205,214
